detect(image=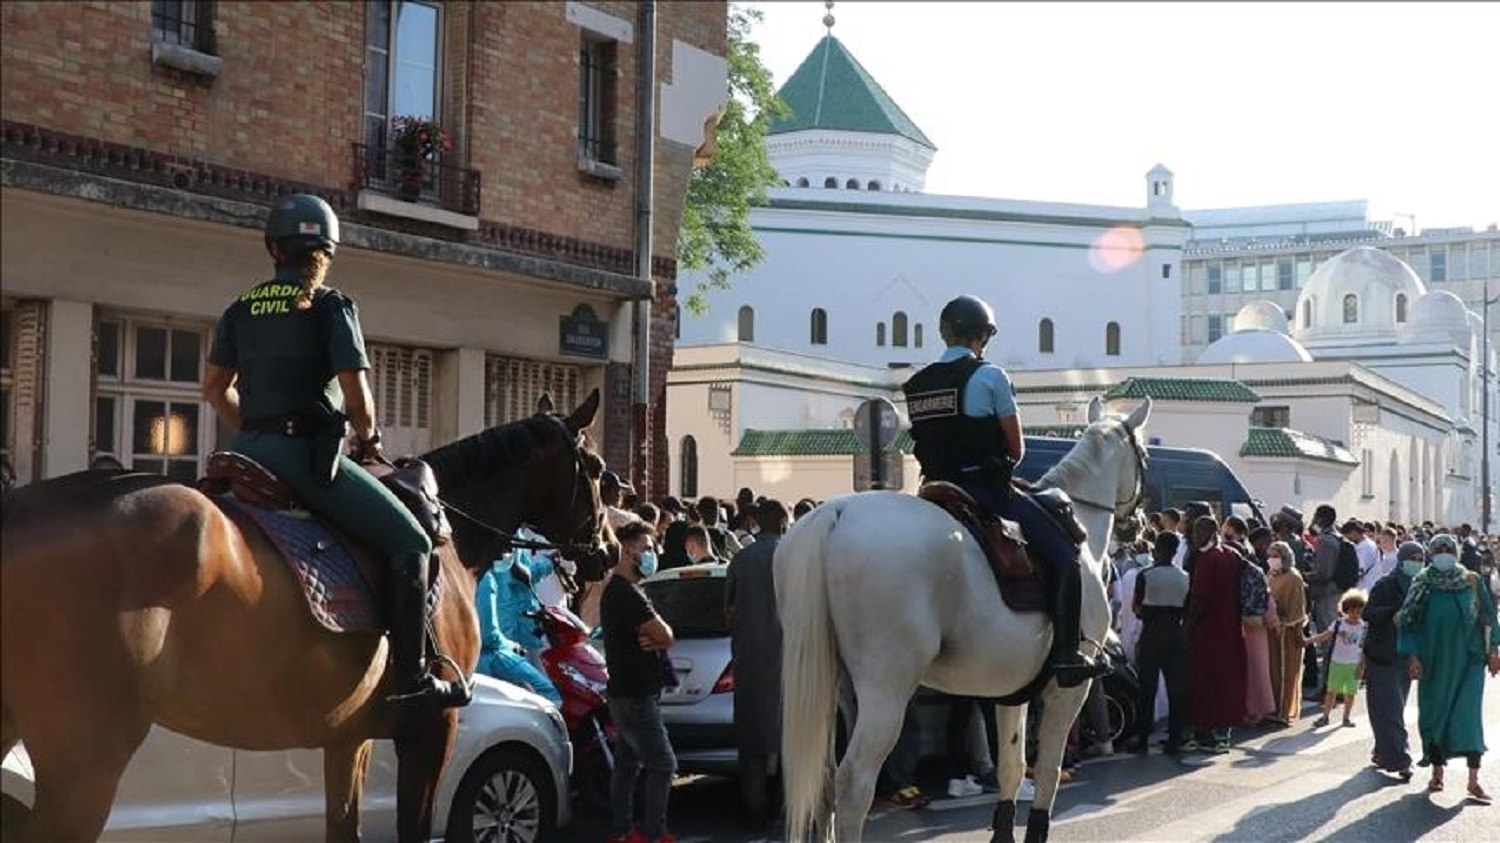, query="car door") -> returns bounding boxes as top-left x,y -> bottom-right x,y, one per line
102,726 -> 233,842
229,742 -> 401,842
